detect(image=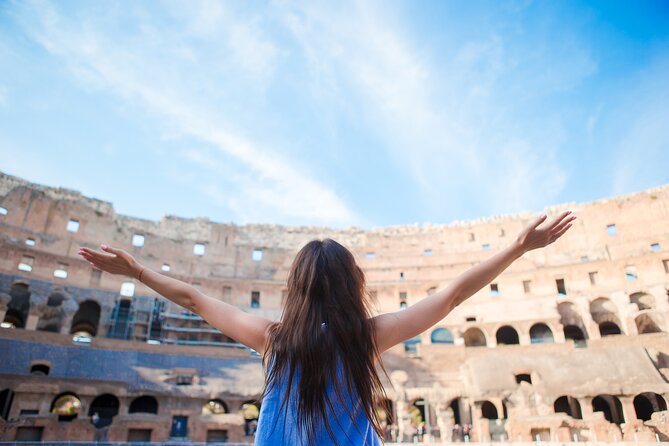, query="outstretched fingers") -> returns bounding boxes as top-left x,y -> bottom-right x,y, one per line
552,214 -> 576,234
548,211 -> 572,230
